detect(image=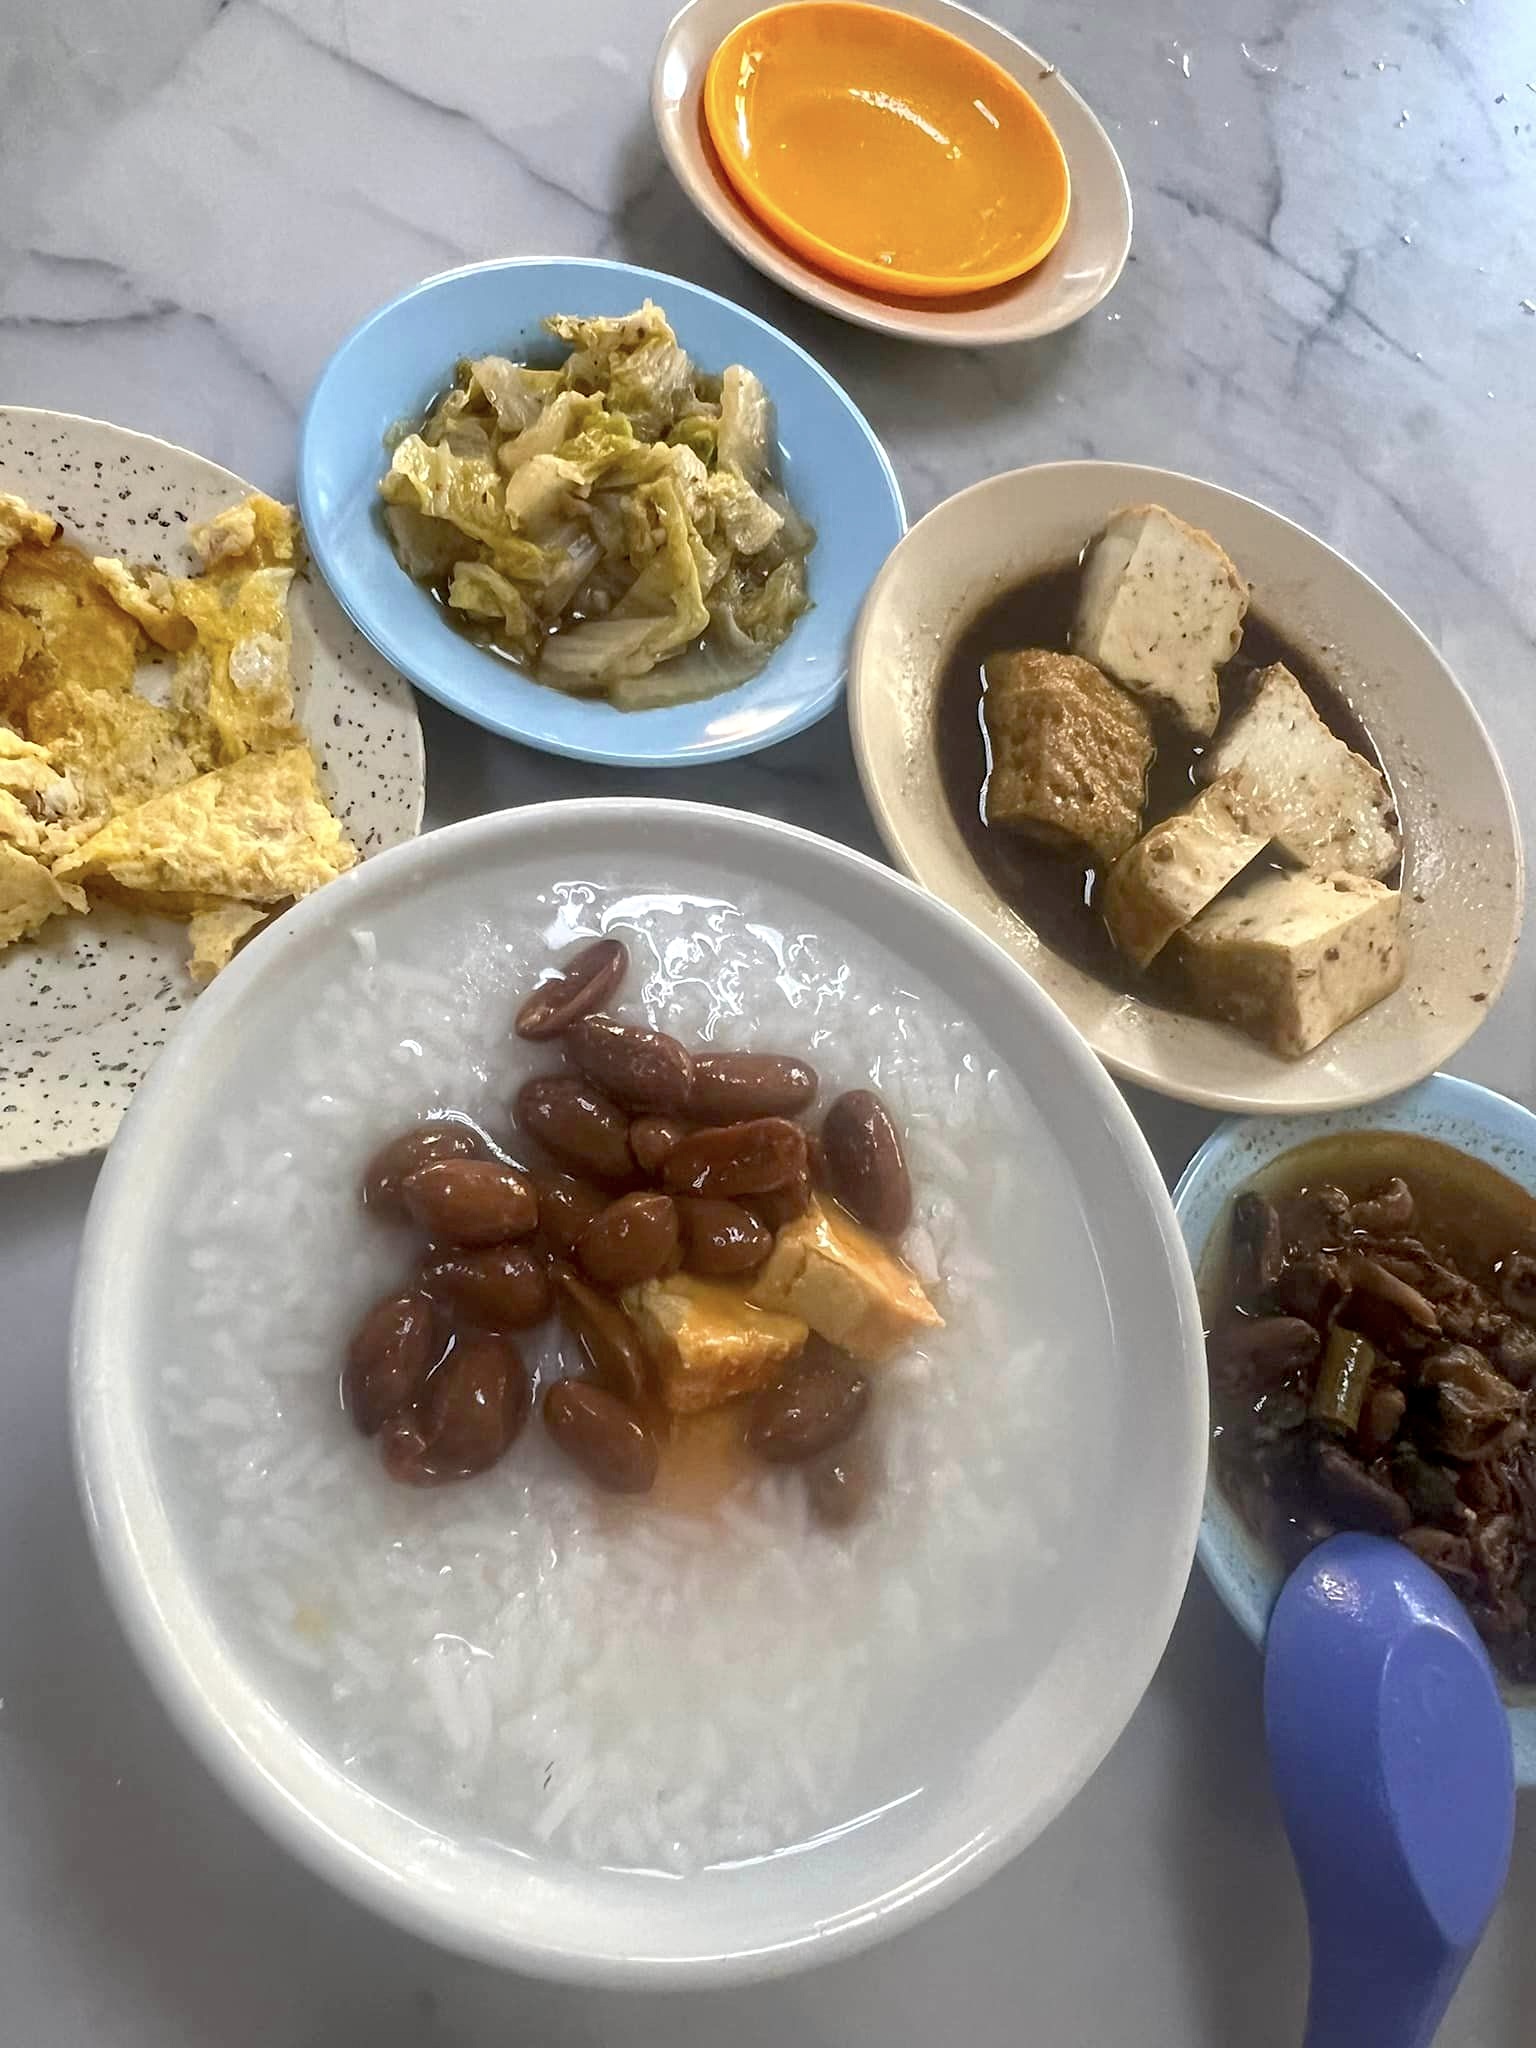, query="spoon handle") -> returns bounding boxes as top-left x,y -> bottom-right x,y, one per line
1302,1918 -> 1464,2048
